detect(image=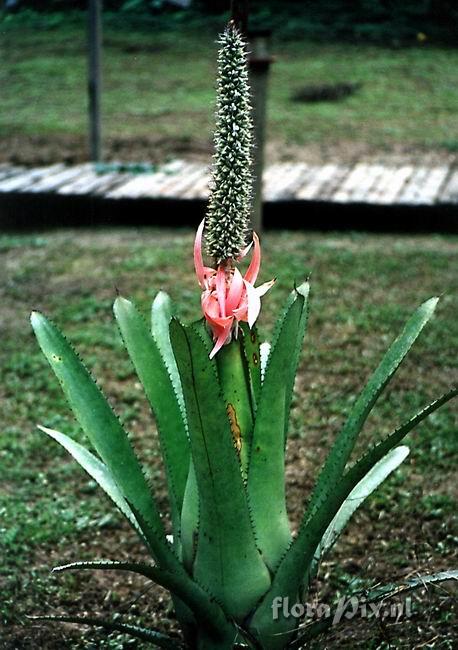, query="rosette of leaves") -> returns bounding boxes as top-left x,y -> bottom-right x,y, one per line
30,287 -> 457,649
